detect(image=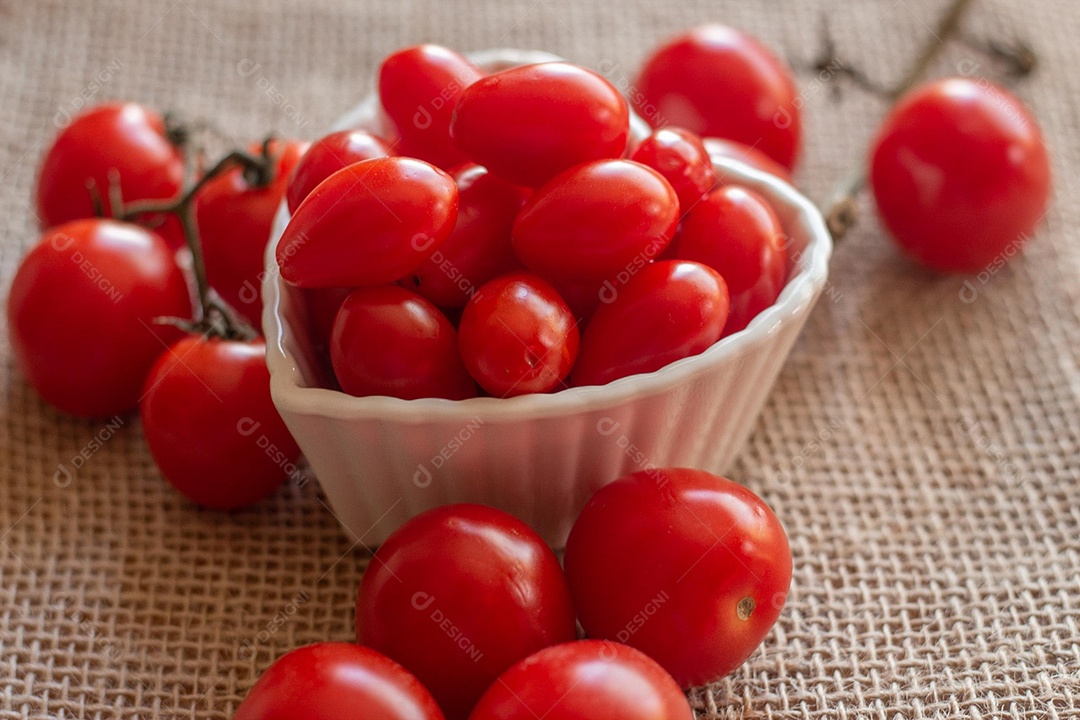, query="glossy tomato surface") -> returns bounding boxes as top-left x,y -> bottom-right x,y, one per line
458,273 -> 579,397
571,260 -> 728,387
7,219 -> 191,417
330,285 -> 475,400
140,336 -> 299,510
357,504 -> 576,720
869,77 -> 1051,273
36,103 -> 186,247
468,640 -> 693,720
286,130 -> 393,213
451,62 -> 629,187
512,159 -> 678,282
407,165 -> 529,308
380,45 -> 484,169
675,185 -> 787,335
564,468 -> 792,687
702,137 -> 793,183
234,642 -> 444,720
630,127 -> 716,212
197,139 -> 306,328
635,25 -> 801,170
278,157 -> 458,288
